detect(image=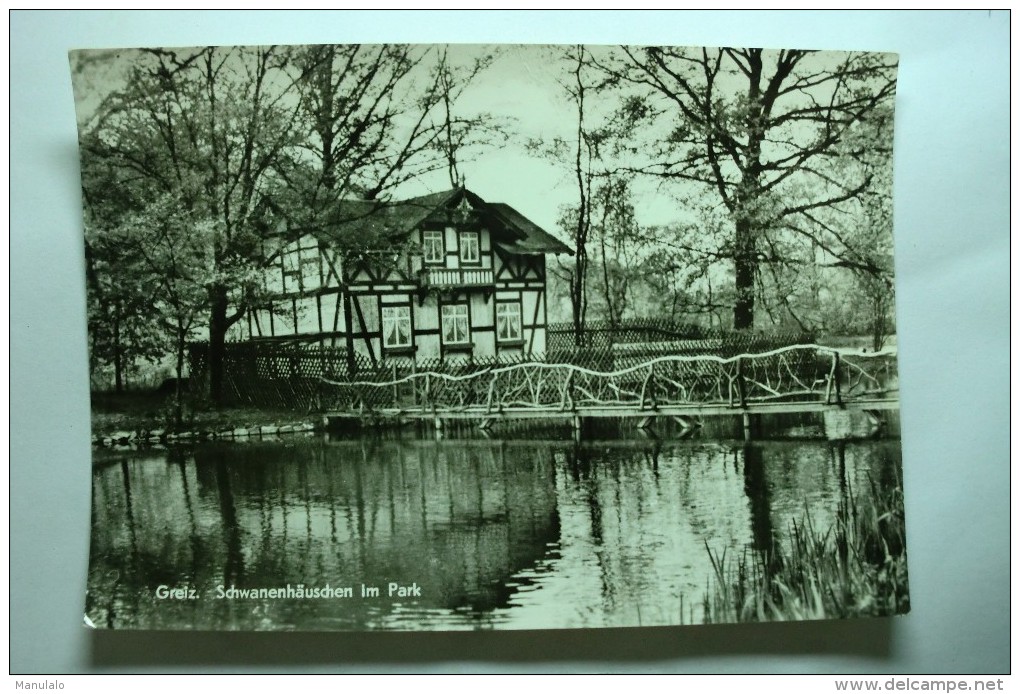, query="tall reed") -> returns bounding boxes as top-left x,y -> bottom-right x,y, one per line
703,476 -> 909,622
